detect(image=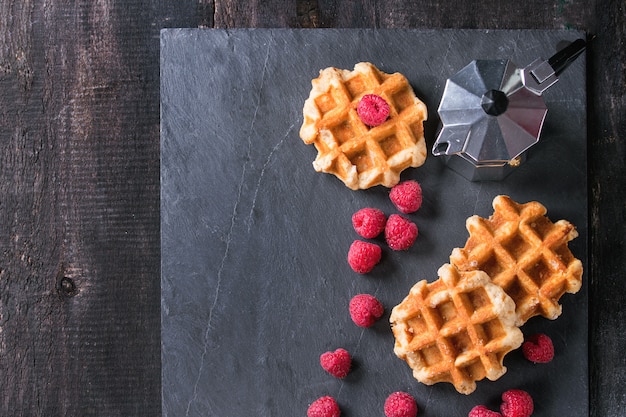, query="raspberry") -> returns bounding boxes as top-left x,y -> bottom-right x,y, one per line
349,294 -> 384,327
352,208 -> 387,239
384,391 -> 418,417
357,94 -> 390,127
320,348 -> 352,378
500,389 -> 534,417
389,180 -> 423,214
347,240 -> 382,274
469,405 -> 502,417
307,396 -> 341,417
522,333 -> 554,363
385,214 -> 418,250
